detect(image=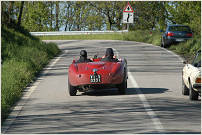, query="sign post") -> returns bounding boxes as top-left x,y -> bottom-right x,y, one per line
123,2 -> 134,30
